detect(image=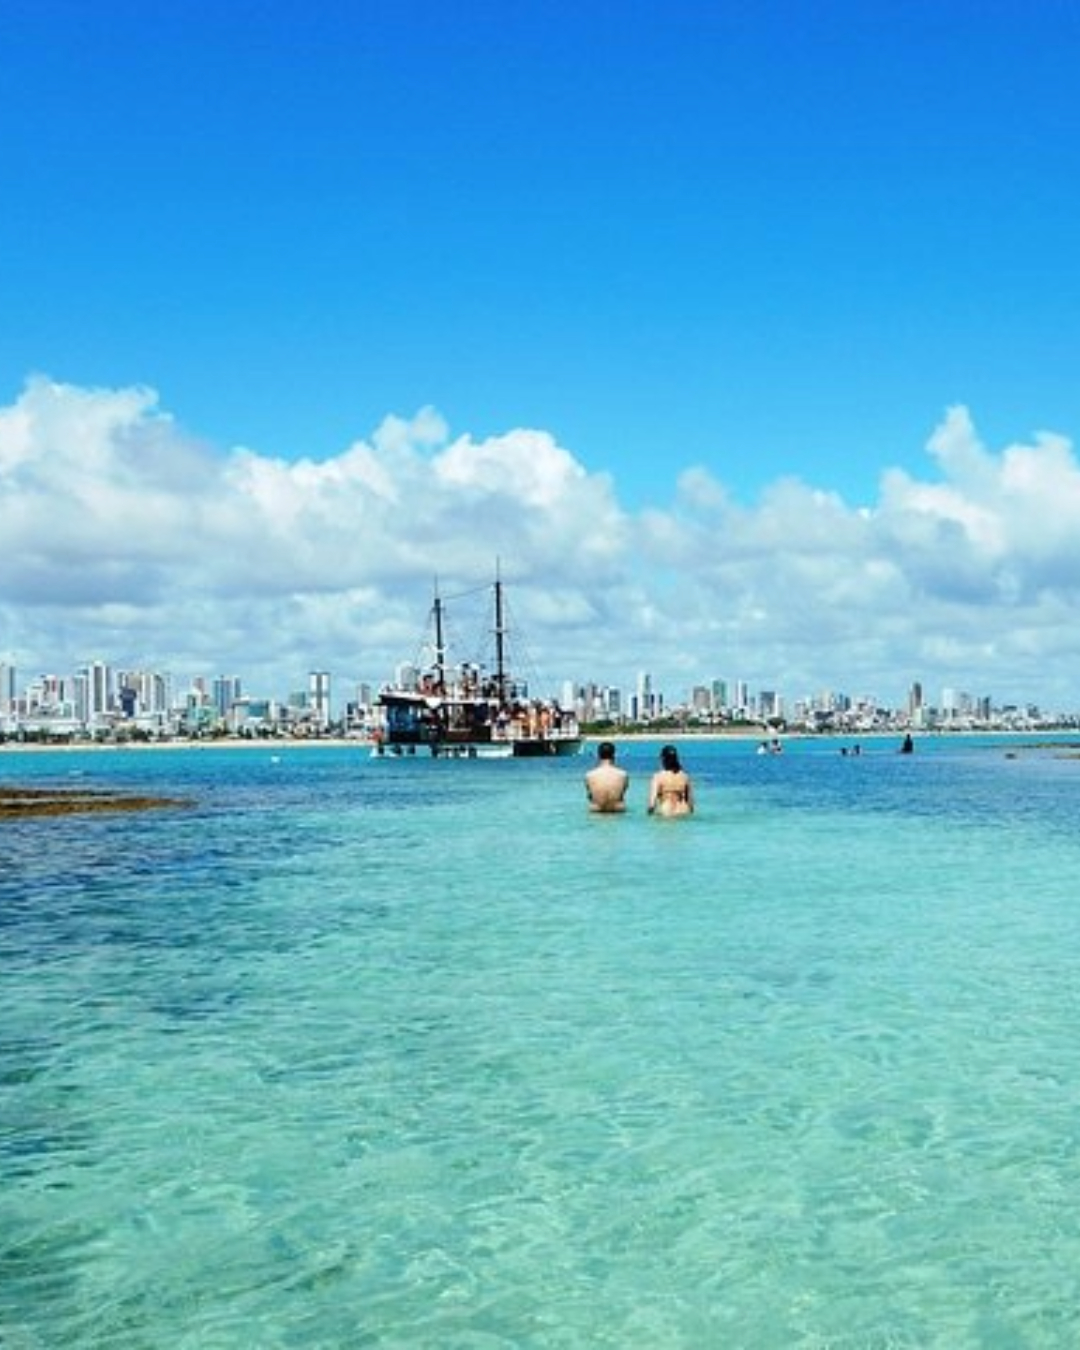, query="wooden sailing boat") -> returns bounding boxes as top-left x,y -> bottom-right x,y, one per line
372,574 -> 581,758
